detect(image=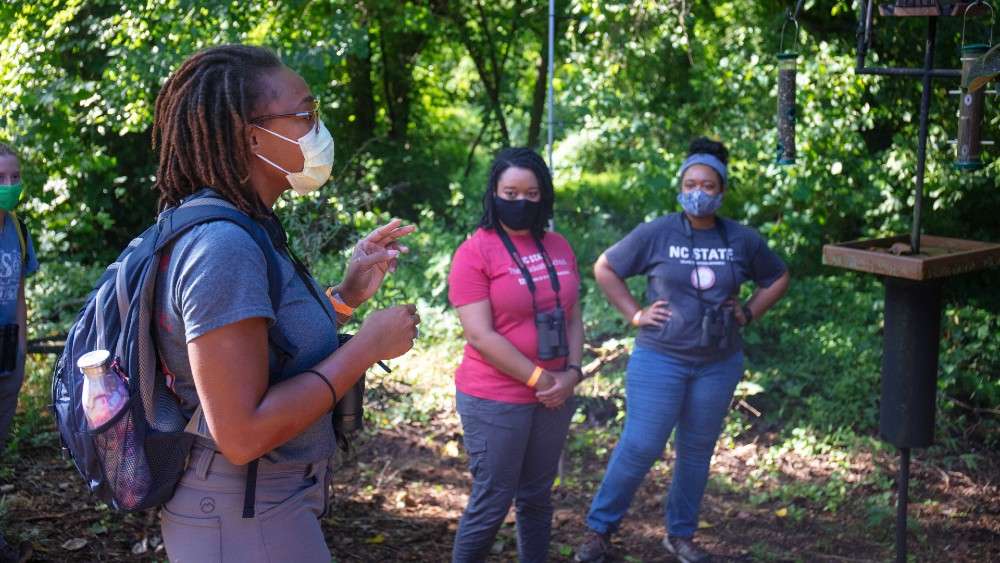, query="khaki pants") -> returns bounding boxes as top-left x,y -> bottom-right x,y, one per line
160,443 -> 331,563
